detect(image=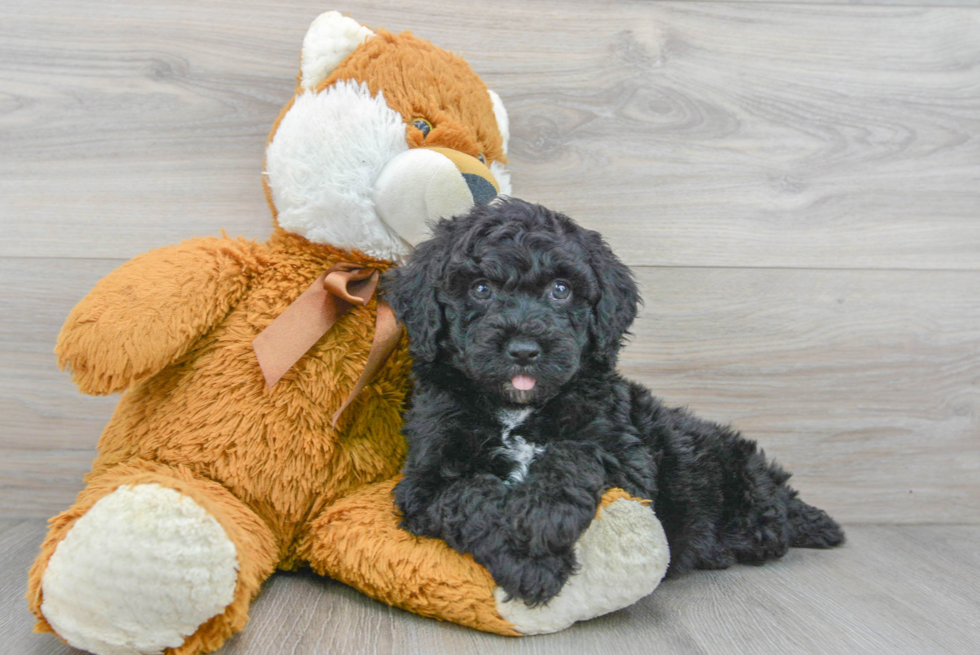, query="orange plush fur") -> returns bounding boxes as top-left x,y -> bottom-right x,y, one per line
28,24 -> 521,654
321,30 -> 508,163
27,17 -> 657,654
